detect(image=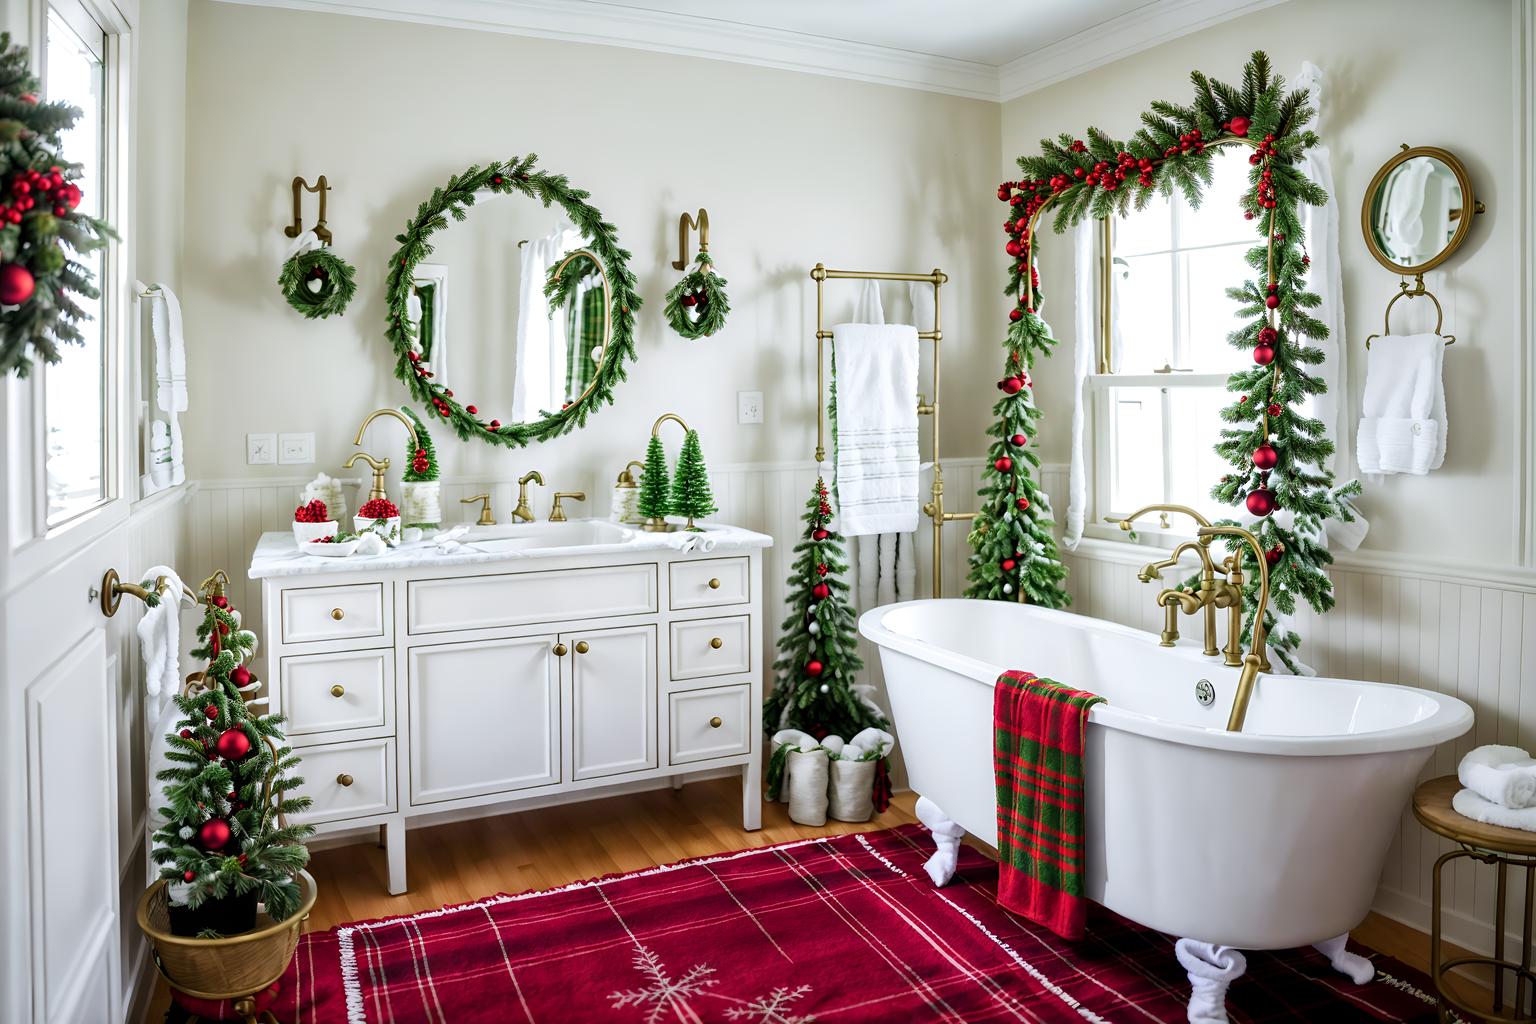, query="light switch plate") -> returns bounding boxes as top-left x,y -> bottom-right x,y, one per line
246,432 -> 276,465
278,432 -> 315,464
737,391 -> 763,425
